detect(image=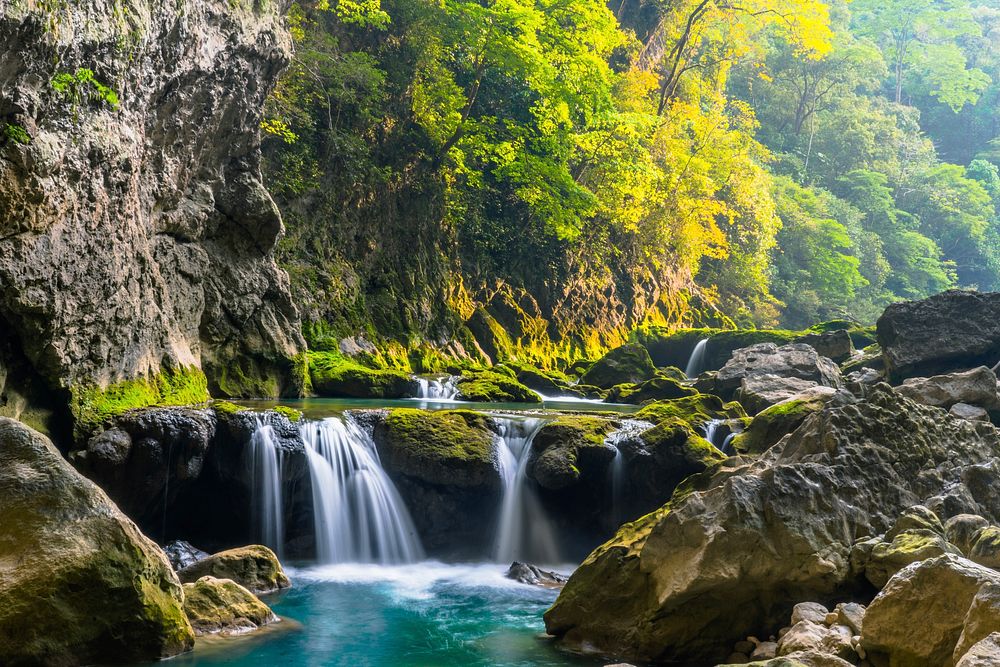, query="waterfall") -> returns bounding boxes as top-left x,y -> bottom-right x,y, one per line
249,419 -> 285,557
721,432 -> 737,455
493,417 -> 560,564
703,418 -> 723,448
414,375 -> 460,400
702,418 -> 740,455
302,417 -> 424,565
685,338 -> 709,379
606,420 -> 655,526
